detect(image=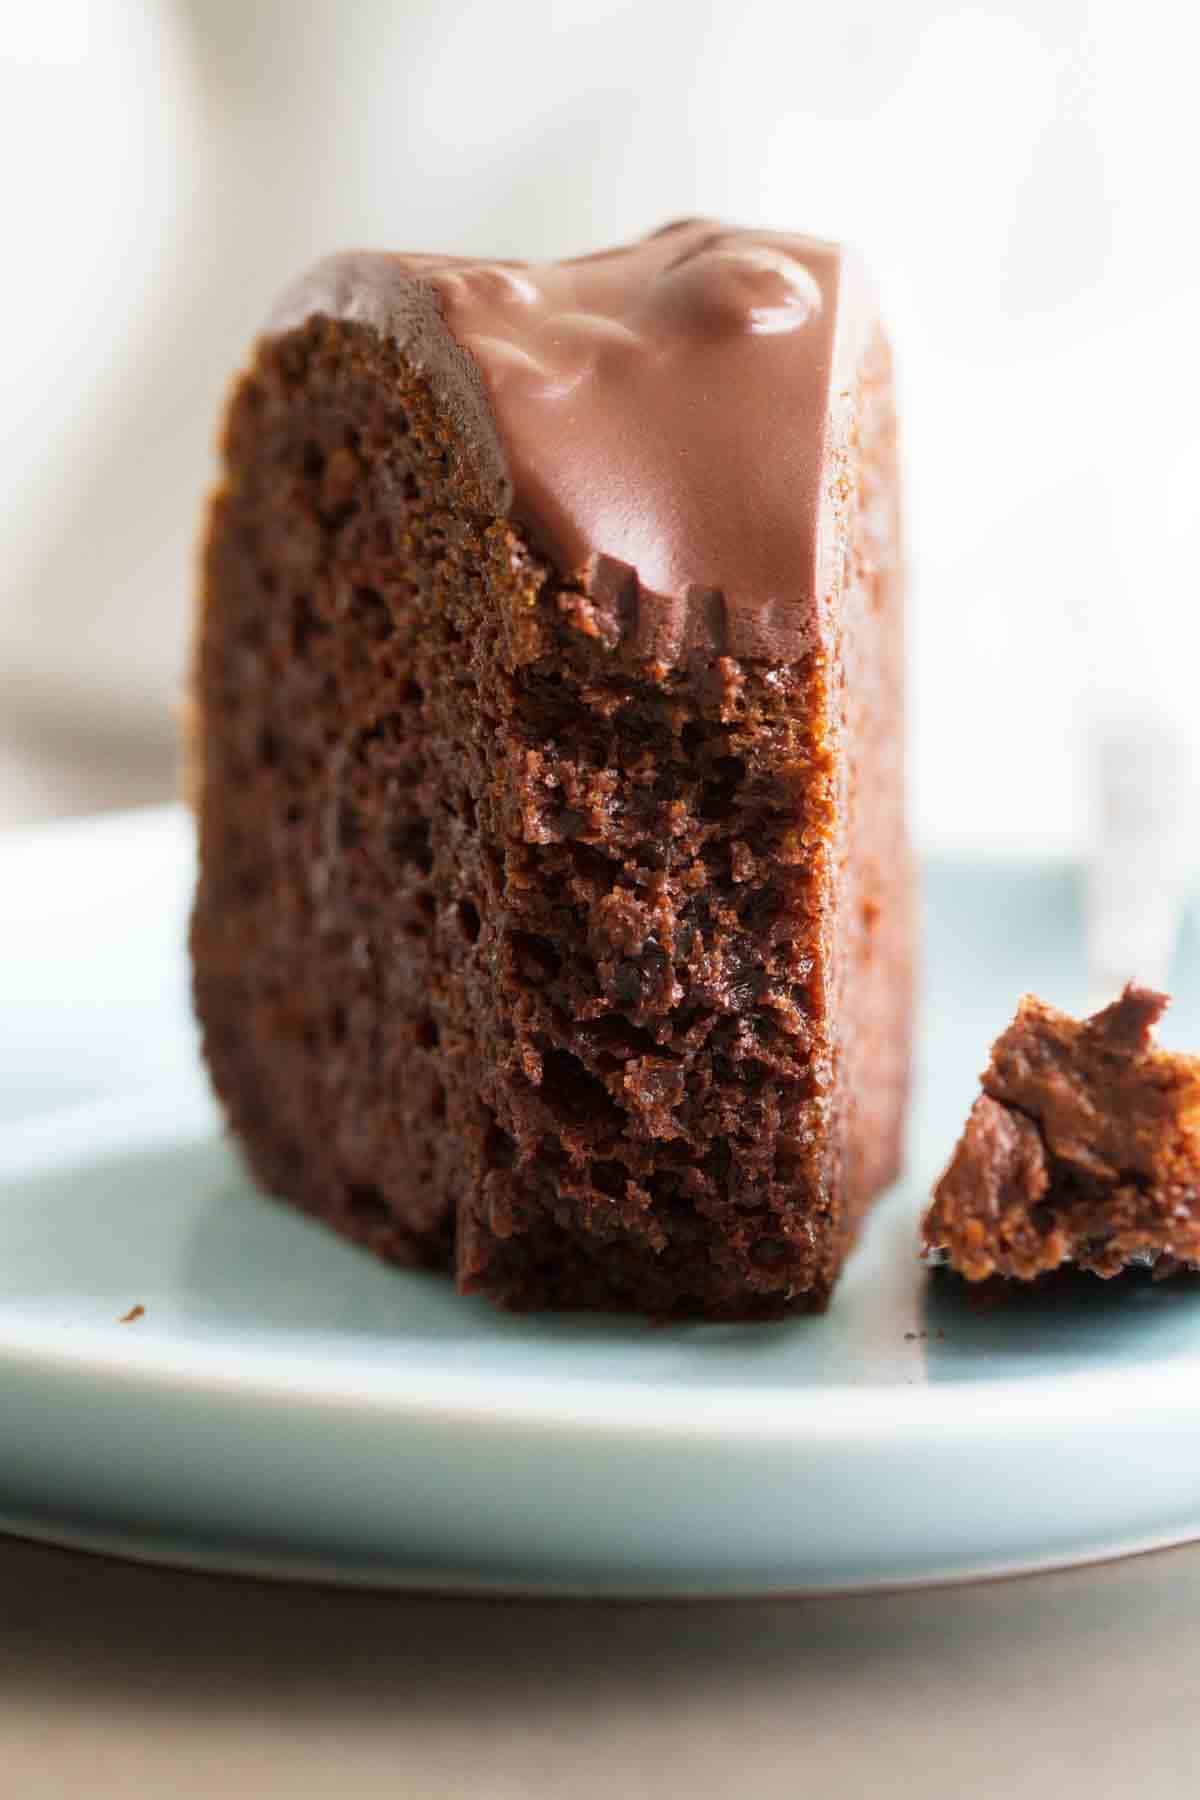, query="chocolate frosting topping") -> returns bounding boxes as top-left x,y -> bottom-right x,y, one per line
269,220 -> 873,662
